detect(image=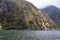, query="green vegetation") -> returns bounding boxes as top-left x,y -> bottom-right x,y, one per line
0,0 -> 55,30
